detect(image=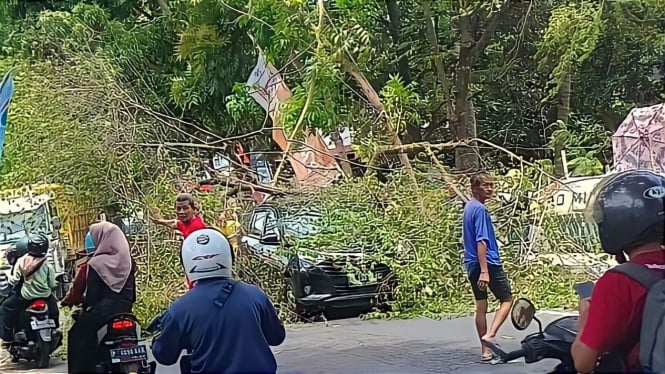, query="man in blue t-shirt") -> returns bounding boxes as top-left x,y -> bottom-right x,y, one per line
462,172 -> 513,361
